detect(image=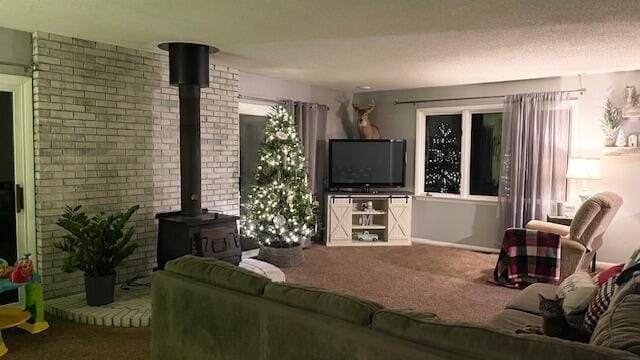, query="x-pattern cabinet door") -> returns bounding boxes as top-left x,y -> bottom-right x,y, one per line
388,197 -> 410,242
328,197 -> 352,243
